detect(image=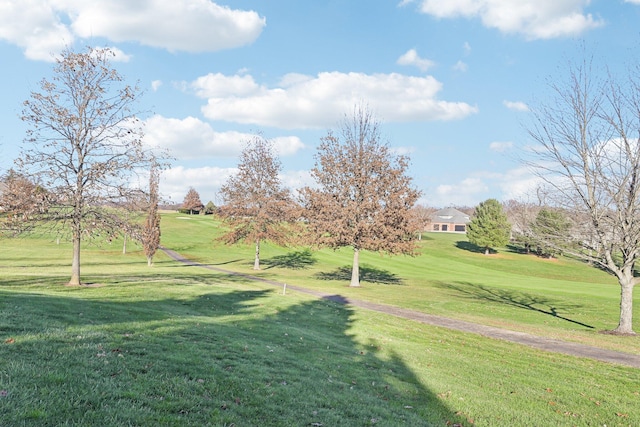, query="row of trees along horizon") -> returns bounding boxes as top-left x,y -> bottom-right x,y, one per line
0,46 -> 638,336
